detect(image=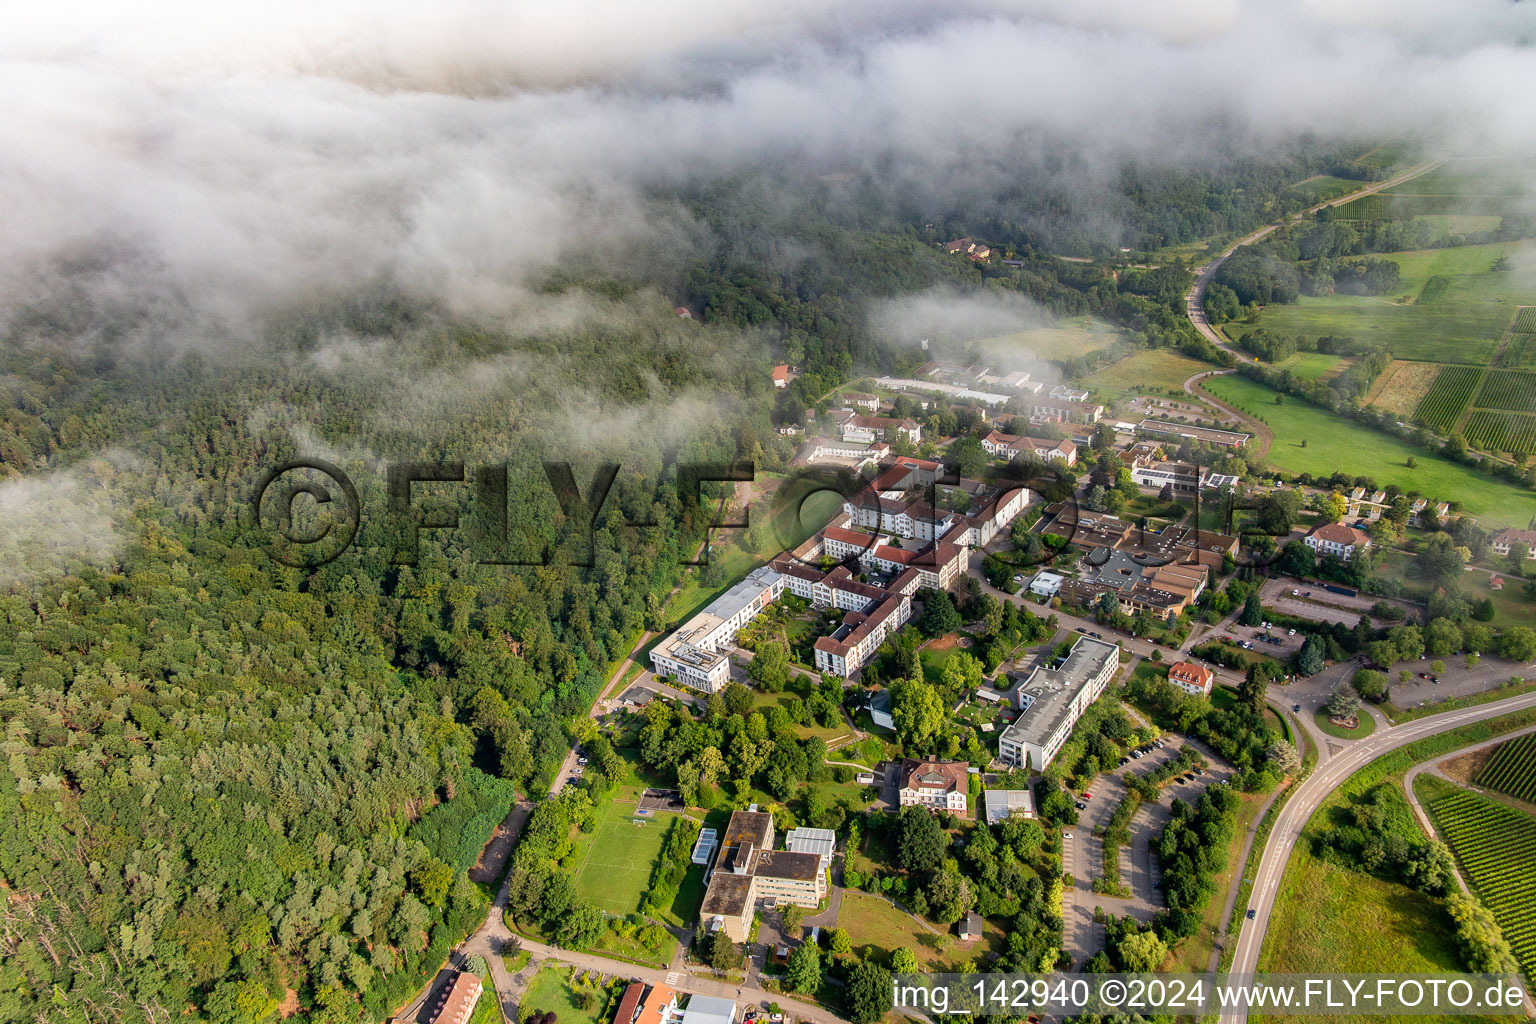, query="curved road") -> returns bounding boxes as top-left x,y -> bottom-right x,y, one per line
1184,158 -> 1449,362
1224,690 -> 1536,1023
